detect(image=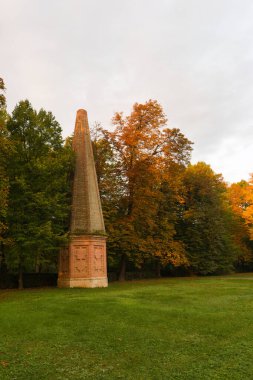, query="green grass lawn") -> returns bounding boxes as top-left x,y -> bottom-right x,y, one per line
1,275 -> 253,379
